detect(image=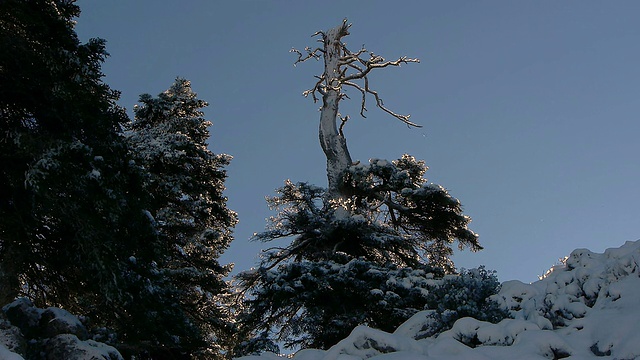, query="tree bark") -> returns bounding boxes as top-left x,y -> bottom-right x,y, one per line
319,22 -> 353,200
295,20 -> 418,200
